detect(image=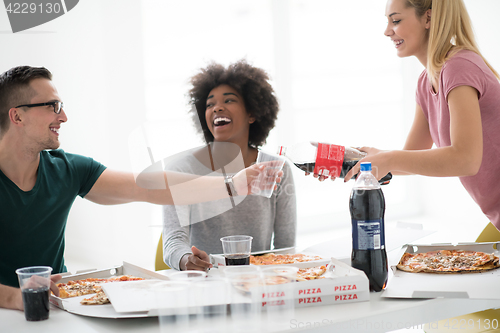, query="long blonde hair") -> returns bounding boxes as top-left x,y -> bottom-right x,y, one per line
406,0 -> 499,87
